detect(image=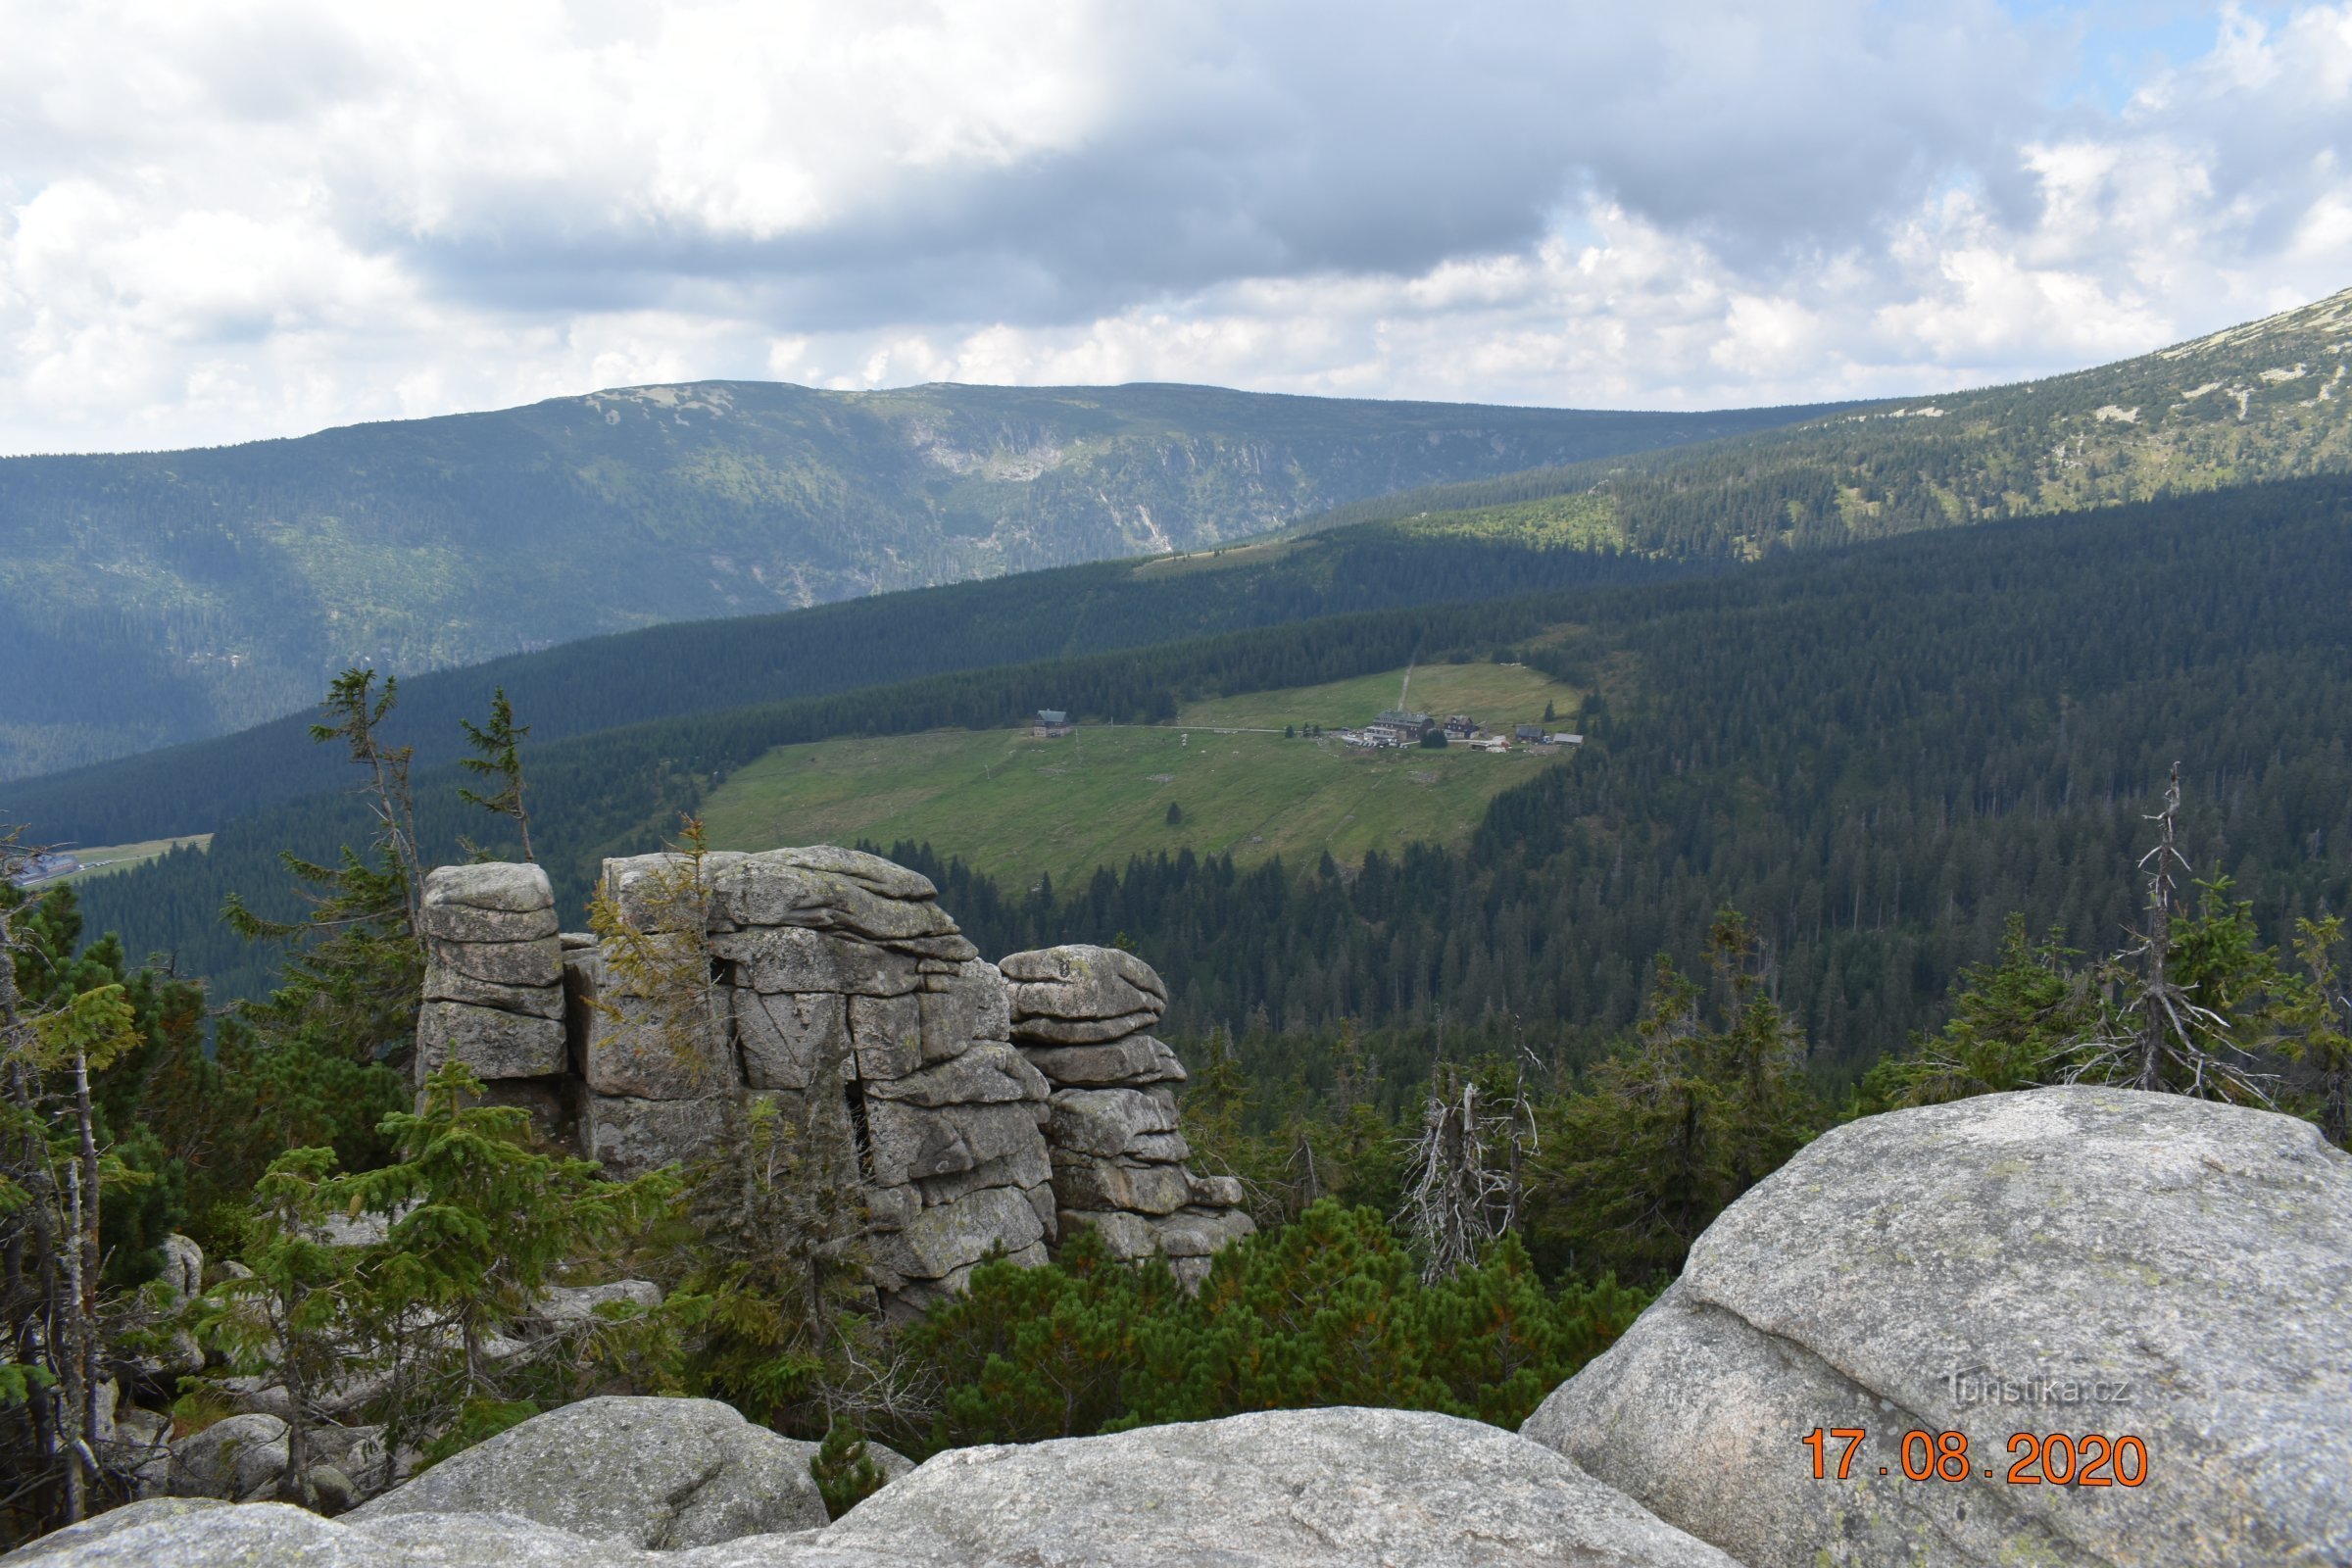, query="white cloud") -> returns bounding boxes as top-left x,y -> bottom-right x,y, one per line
0,1 -> 2348,453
